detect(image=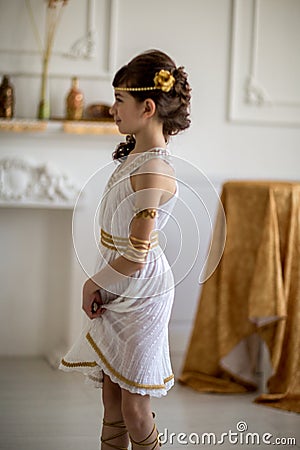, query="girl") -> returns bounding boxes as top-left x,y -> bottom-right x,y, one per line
60,49 -> 191,449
